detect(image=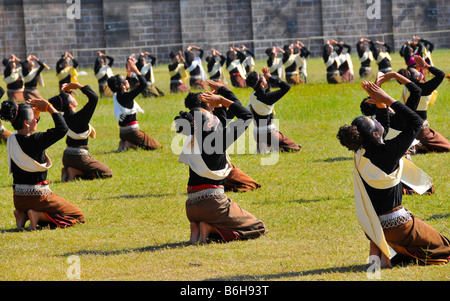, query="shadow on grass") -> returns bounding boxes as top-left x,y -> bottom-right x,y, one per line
425,213 -> 450,221
202,264 -> 368,281
317,157 -> 352,163
93,192 -> 185,201
60,241 -> 191,257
